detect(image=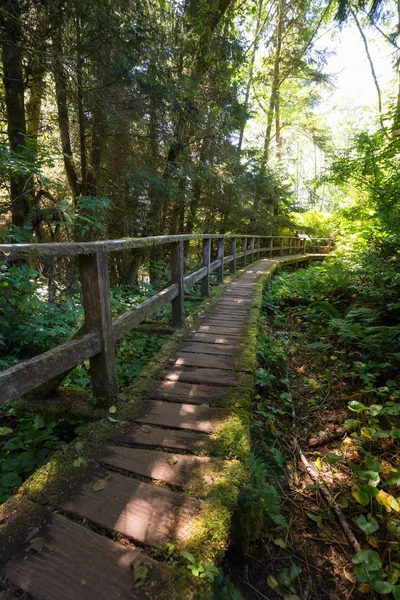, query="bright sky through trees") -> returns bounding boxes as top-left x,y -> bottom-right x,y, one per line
317,20 -> 395,134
